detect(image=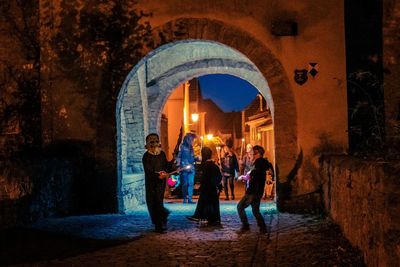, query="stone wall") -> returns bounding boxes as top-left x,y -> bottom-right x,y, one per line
121,174 -> 146,212
0,158 -> 74,229
320,155 -> 400,267
0,141 -> 99,229
383,0 -> 400,155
